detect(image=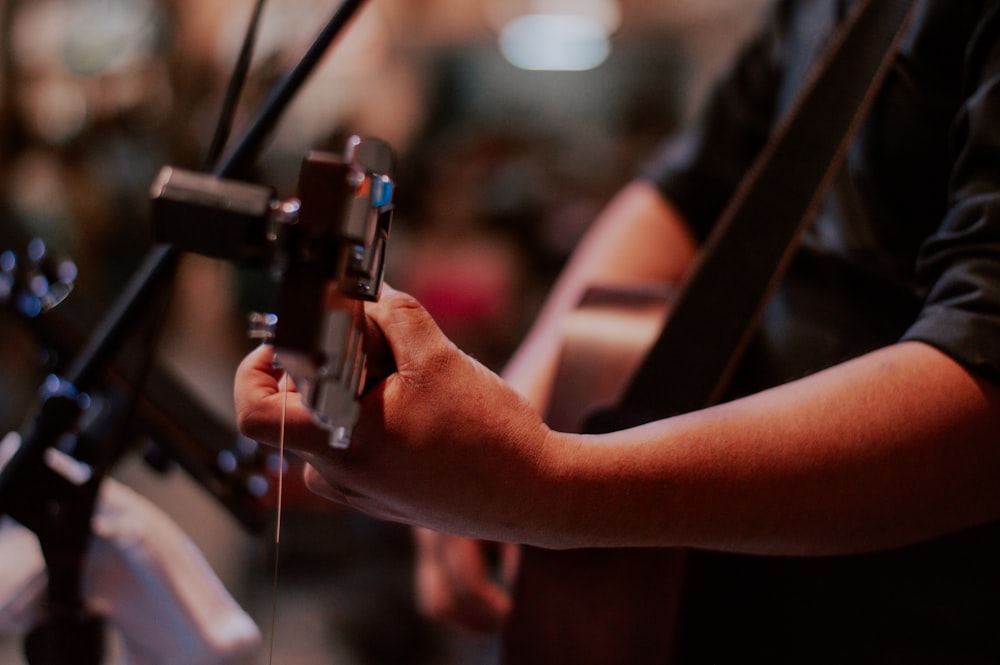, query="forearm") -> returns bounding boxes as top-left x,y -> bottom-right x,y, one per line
503,179 -> 697,407
237,296 -> 1000,557
537,341 -> 1000,555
